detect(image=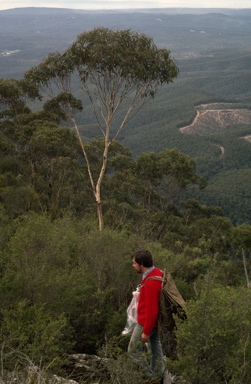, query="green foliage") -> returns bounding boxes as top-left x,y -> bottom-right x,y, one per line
0,107 -> 86,218
43,92 -> 83,123
1,213 -> 147,358
1,213 -> 91,308
0,78 -> 30,118
230,224 -> 251,250
0,213 -> 90,362
0,209 -> 251,380
1,300 -> 71,370
98,336 -> 145,383
0,203 -> 14,250
105,353 -> 144,384
66,27 -> 178,88
170,285 -> 251,384
187,168 -> 251,225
